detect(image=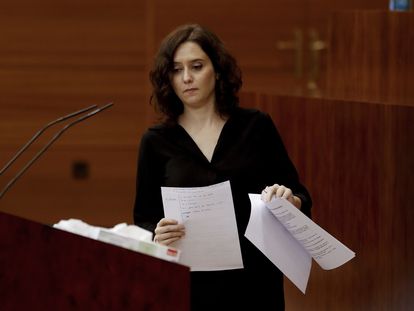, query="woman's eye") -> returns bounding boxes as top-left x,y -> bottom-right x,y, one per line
172,67 -> 182,73
192,64 -> 203,70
